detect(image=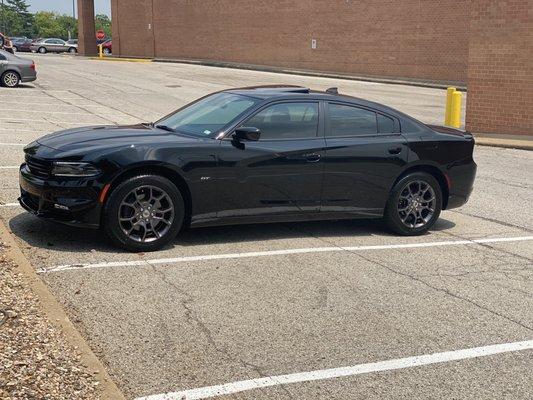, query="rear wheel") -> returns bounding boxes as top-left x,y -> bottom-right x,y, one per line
104,175 -> 184,252
103,47 -> 111,55
1,71 -> 20,88
12,46 -> 17,52
384,172 -> 442,235
38,46 -> 46,54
